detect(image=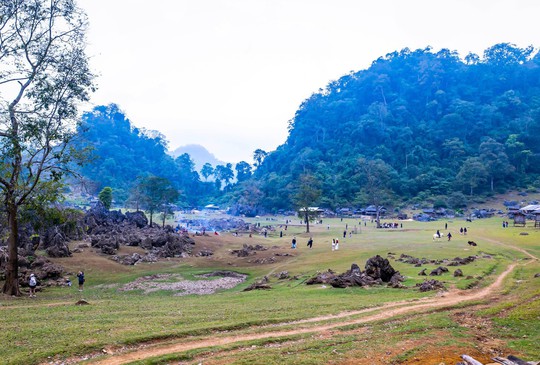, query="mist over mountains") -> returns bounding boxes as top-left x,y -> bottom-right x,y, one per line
169,144 -> 226,172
